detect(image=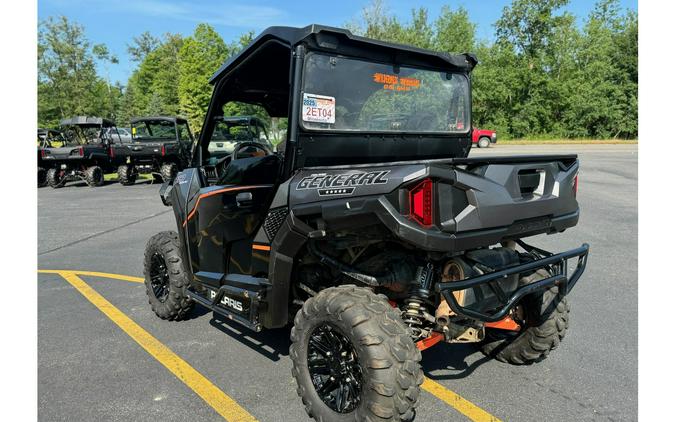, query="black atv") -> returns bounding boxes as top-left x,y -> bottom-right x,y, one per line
41,116 -> 121,188
143,25 -> 589,422
113,116 -> 194,185
37,128 -> 65,187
